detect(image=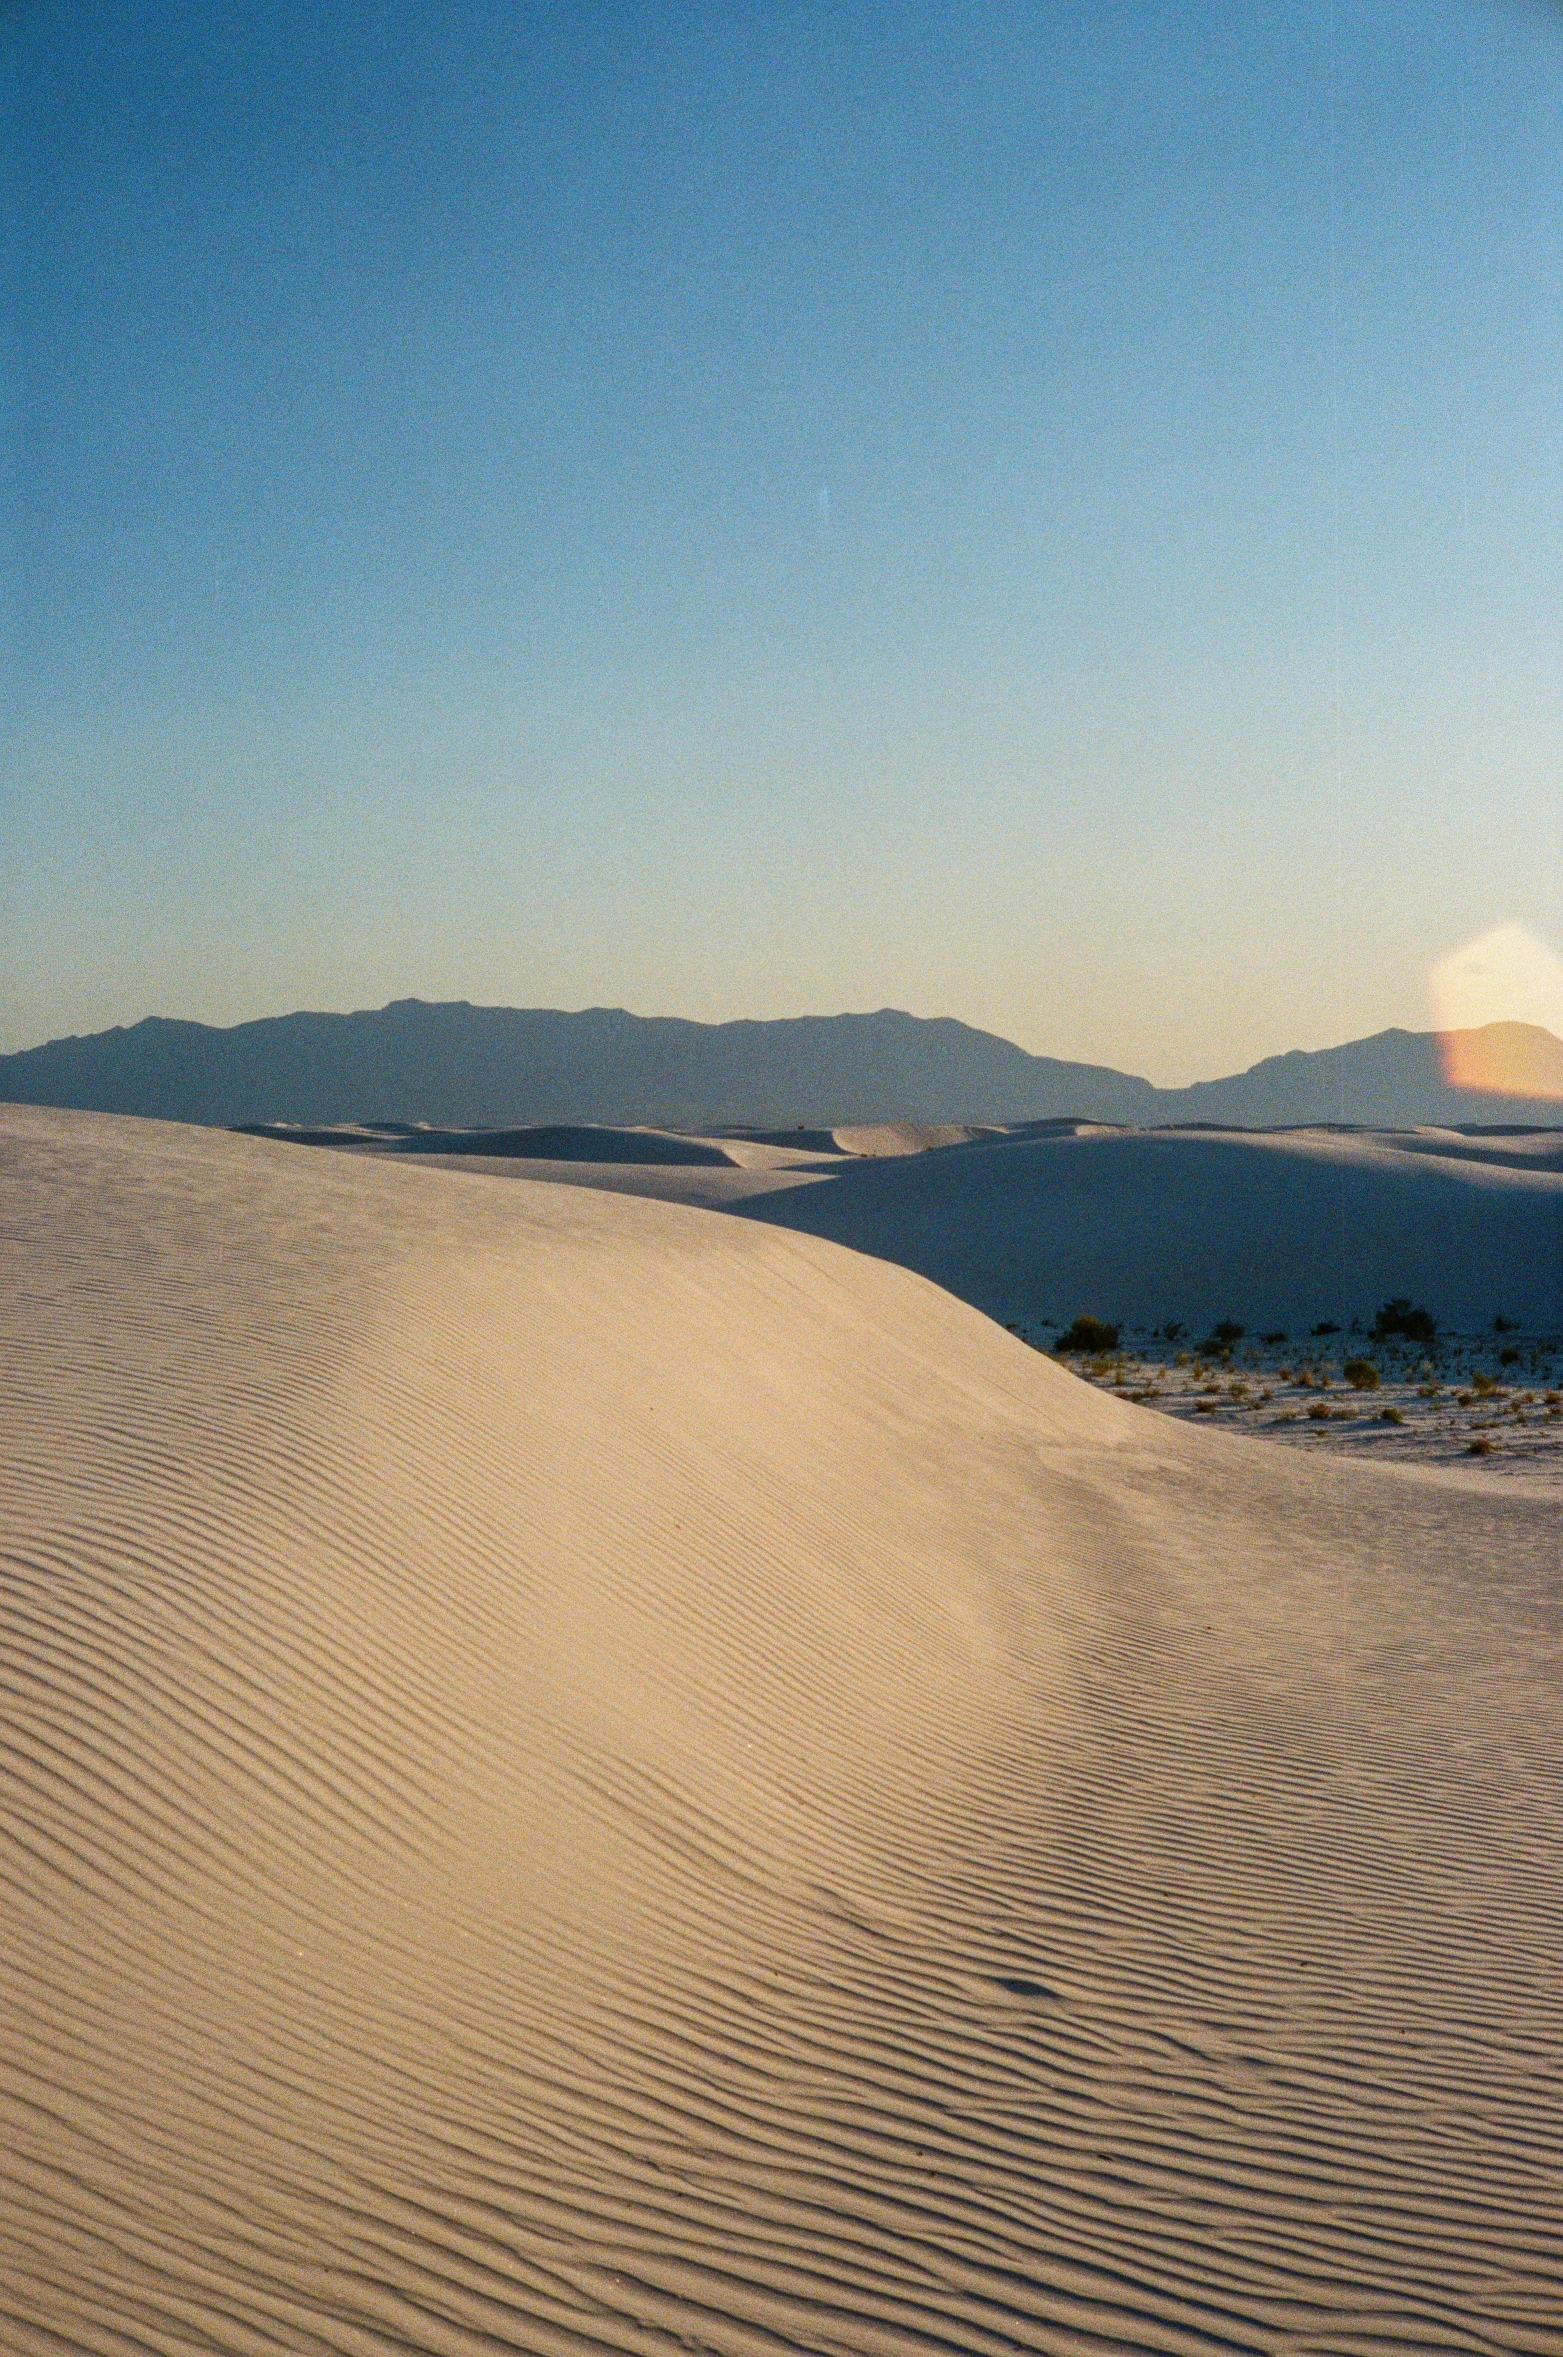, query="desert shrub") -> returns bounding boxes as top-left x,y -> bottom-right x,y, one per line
1206,1320 -> 1244,1349
1499,1345 -> 1520,1366
1493,1314 -> 1518,1333
1372,1298 -> 1436,1344
1343,1359 -> 1380,1390
1467,1436 -> 1494,1456
1381,1406 -> 1405,1424
1307,1402 -> 1331,1421
1057,1314 -> 1119,1354
1261,1331 -> 1287,1345
1471,1369 -> 1500,1397
1312,1321 -> 1341,1337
